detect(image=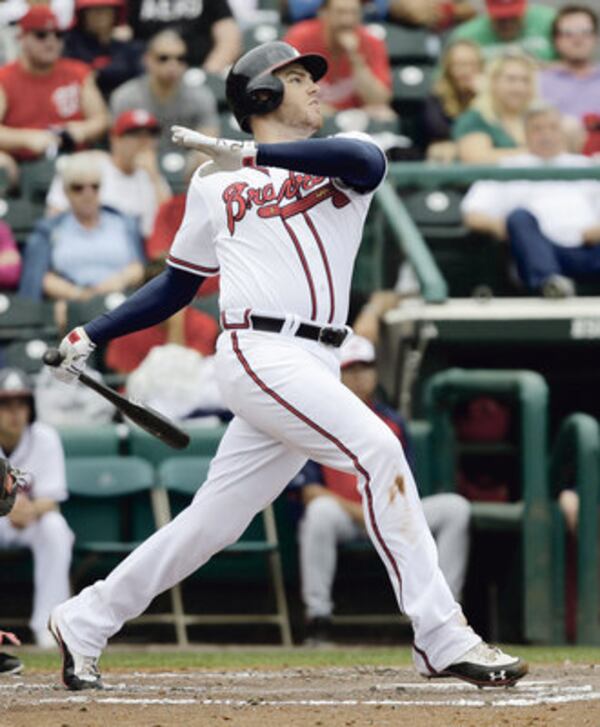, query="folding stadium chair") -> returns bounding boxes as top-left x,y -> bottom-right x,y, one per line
63,457 -> 158,592
19,158 -> 56,205
155,456 -> 293,646
0,198 -> 40,244
0,295 -> 56,342
1,339 -> 54,374
367,22 -> 441,64
57,424 -> 126,457
128,423 -> 227,467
